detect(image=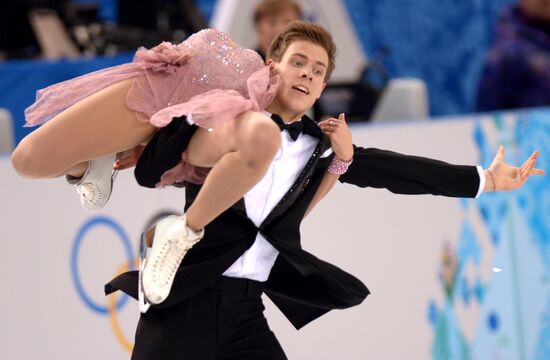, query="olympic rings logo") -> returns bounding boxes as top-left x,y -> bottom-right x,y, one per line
71,211 -> 177,353
71,216 -> 134,314
71,216 -> 136,353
